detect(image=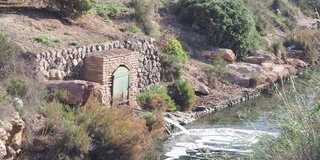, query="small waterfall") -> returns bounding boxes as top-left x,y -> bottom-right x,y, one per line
163,117 -> 191,135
